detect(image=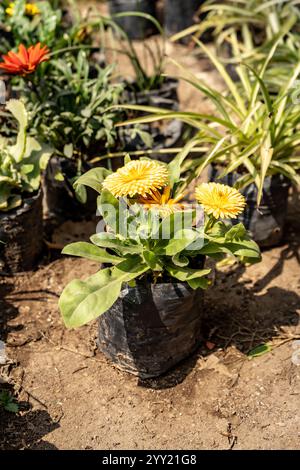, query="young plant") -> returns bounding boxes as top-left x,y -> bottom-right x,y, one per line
0,99 -> 51,211
59,156 -> 260,328
0,390 -> 18,413
99,13 -> 166,92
